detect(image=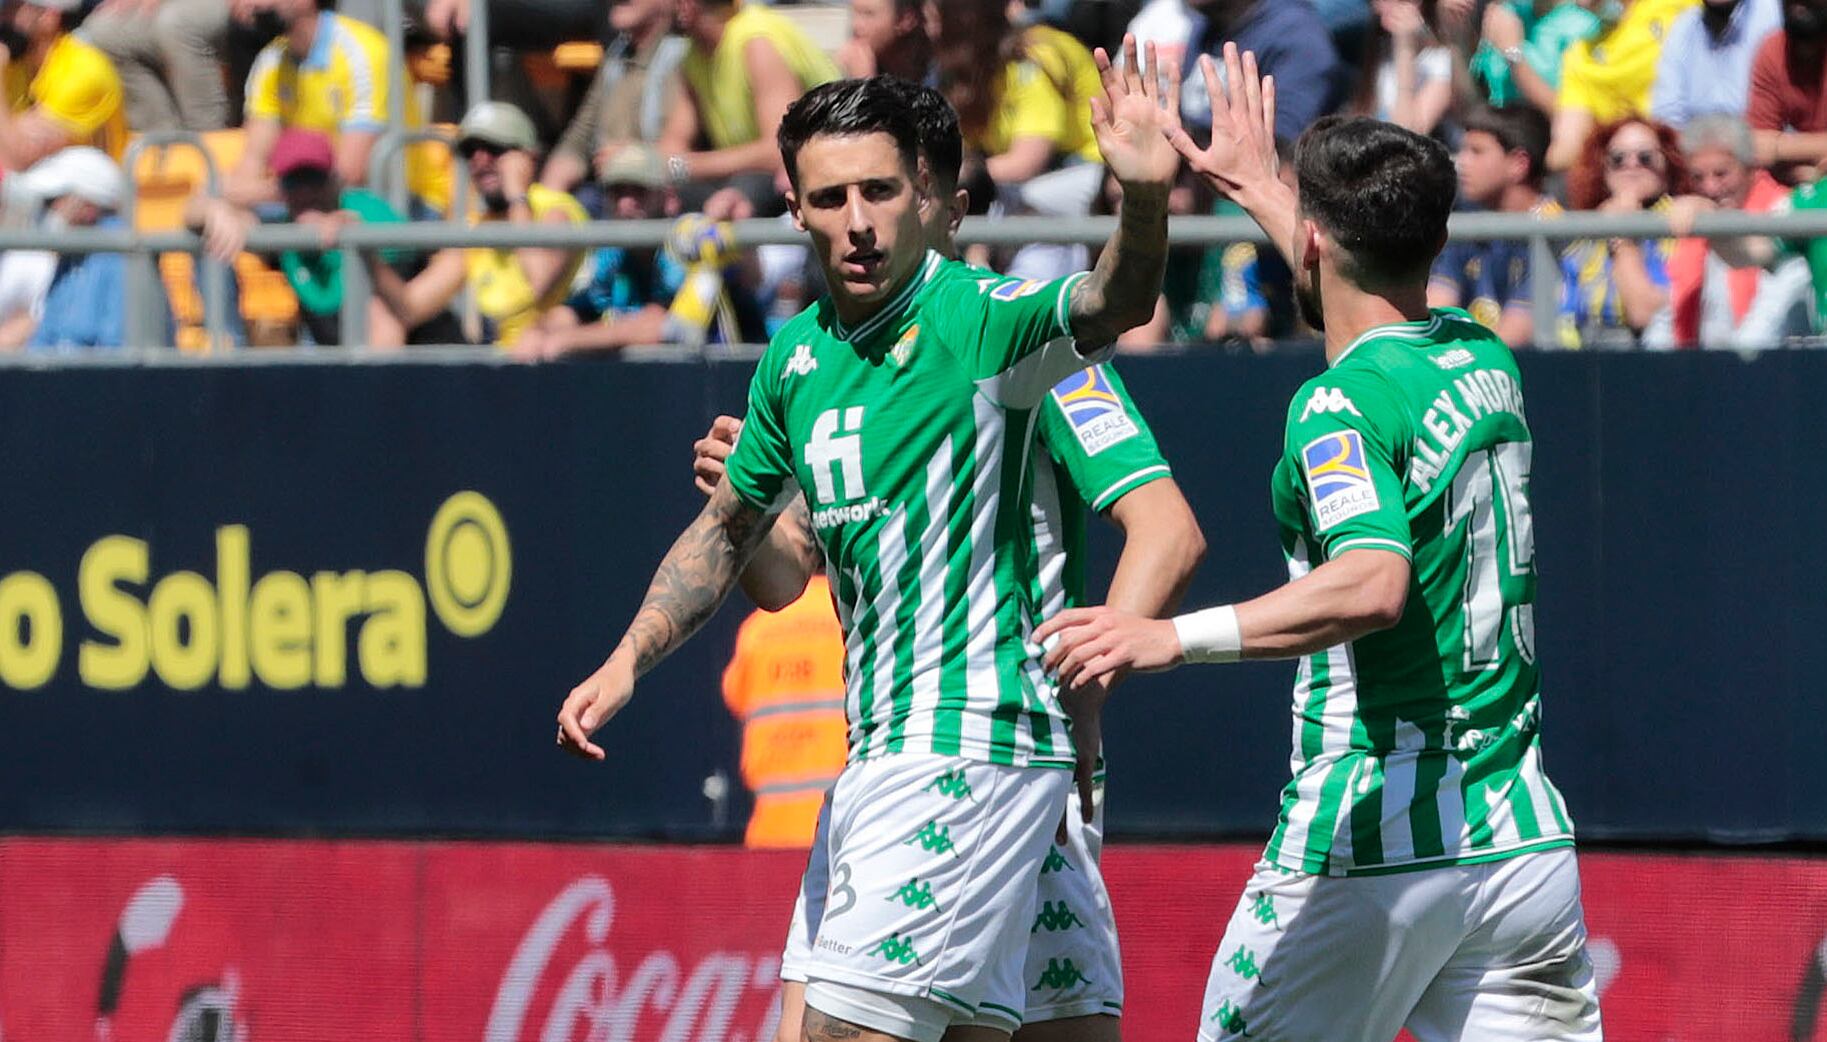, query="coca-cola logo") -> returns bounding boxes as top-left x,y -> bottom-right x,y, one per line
485,876 -> 783,1042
